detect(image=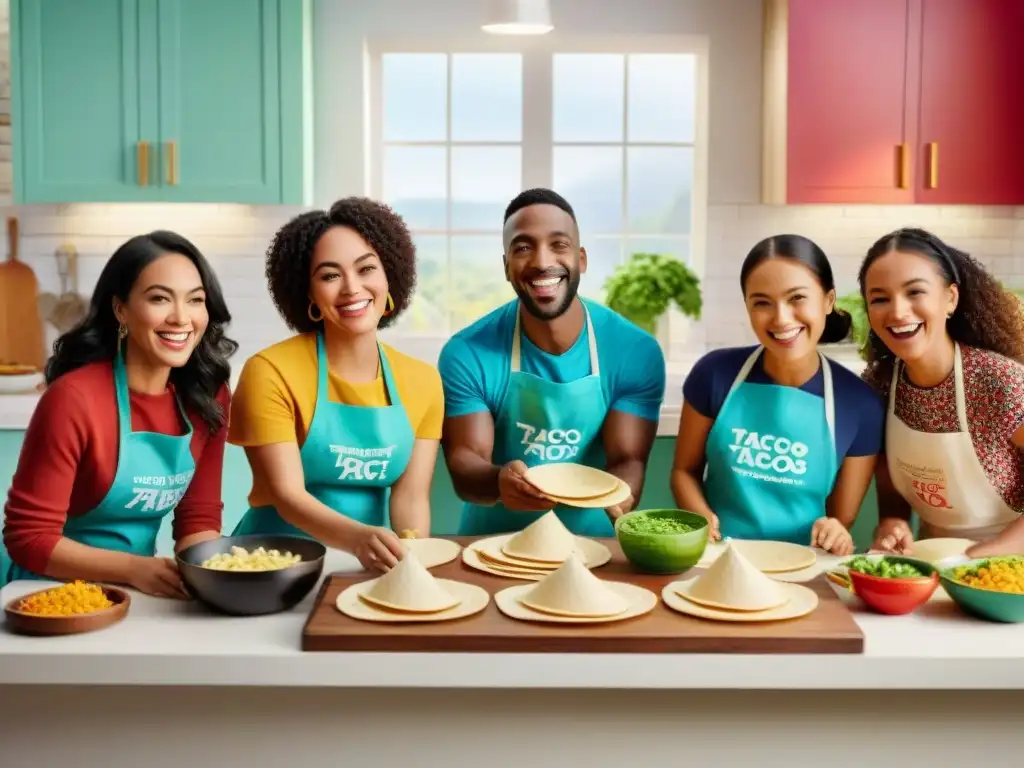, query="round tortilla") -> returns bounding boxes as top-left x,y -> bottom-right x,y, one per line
336,579 -> 489,623
523,463 -> 620,499
401,538 -> 462,568
662,581 -> 818,622
495,581 -> 657,624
